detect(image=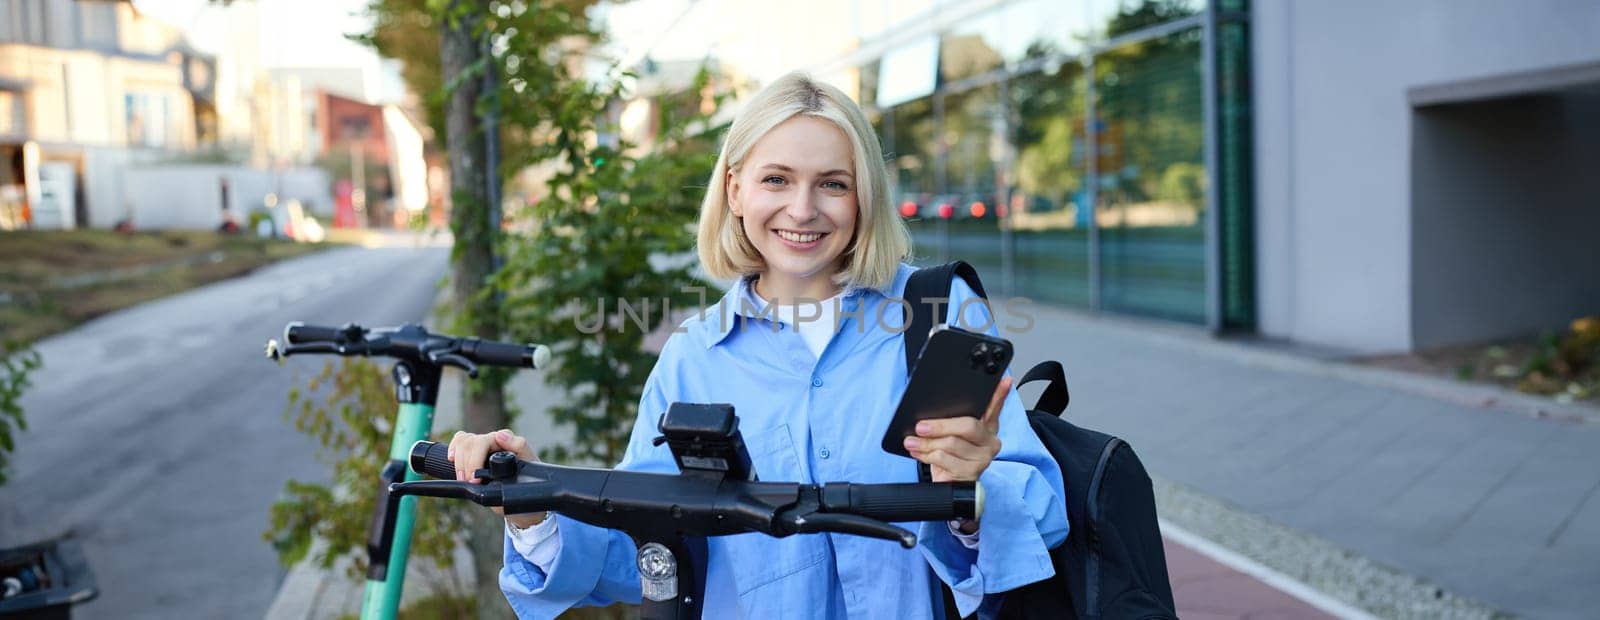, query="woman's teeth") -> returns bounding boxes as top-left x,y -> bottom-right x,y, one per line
777,230 -> 823,243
